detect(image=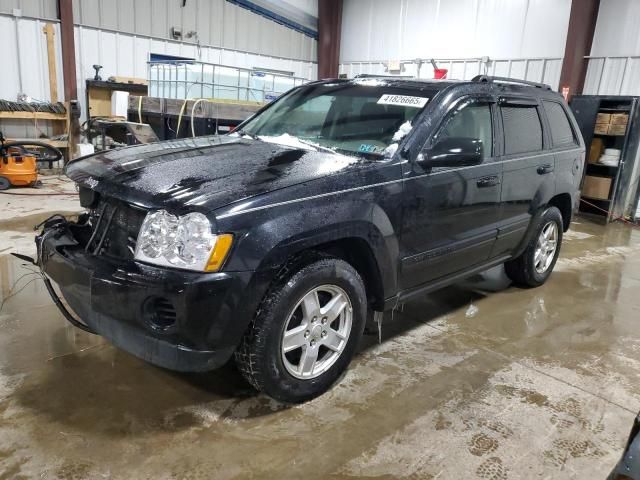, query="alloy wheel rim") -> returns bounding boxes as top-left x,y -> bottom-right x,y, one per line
281,285 -> 353,380
534,221 -> 558,274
